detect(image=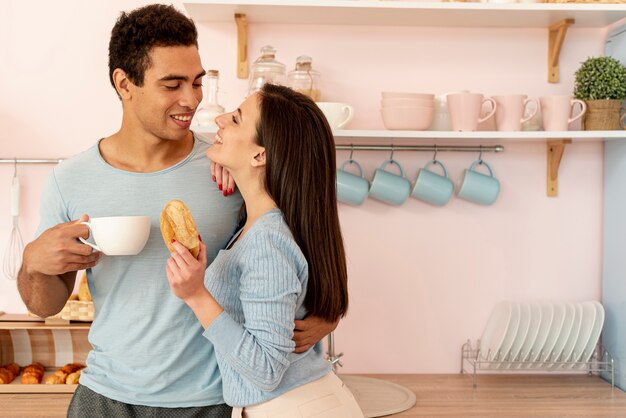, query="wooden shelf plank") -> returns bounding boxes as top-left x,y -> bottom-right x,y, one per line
183,1 -> 626,28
